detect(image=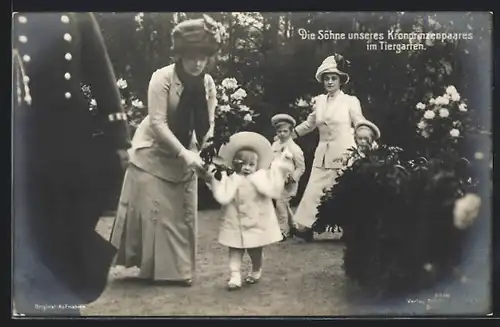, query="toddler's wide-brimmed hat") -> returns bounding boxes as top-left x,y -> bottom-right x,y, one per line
218,132 -> 273,170
315,56 -> 350,84
271,113 -> 297,128
171,14 -> 223,56
355,120 -> 381,140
